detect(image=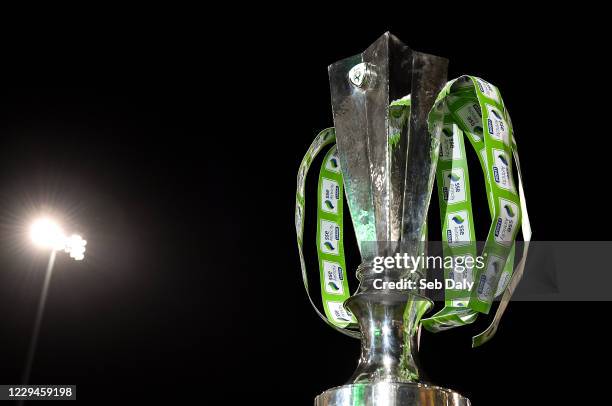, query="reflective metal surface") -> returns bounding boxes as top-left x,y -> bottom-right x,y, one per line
345,286 -> 431,383
400,51 -> 447,287
315,383 -> 470,406
328,47 -> 376,260
324,33 -> 458,405
329,32 -> 447,262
